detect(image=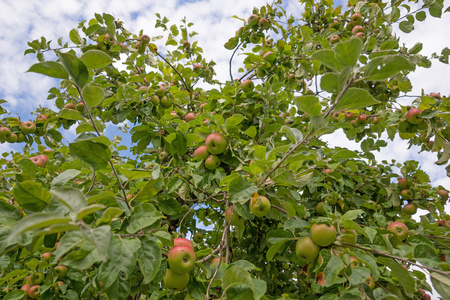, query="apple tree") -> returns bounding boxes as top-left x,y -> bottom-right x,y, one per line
1,0 -> 450,299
